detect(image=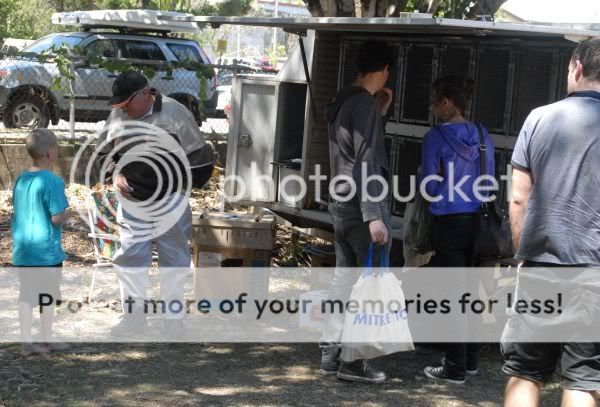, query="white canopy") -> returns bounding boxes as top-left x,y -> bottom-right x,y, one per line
501,0 -> 600,25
